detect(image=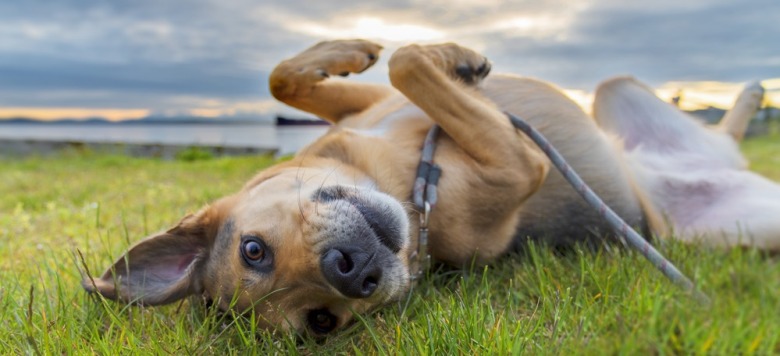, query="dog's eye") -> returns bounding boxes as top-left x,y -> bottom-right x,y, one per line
242,240 -> 265,261
307,308 -> 338,334
239,236 -> 273,272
